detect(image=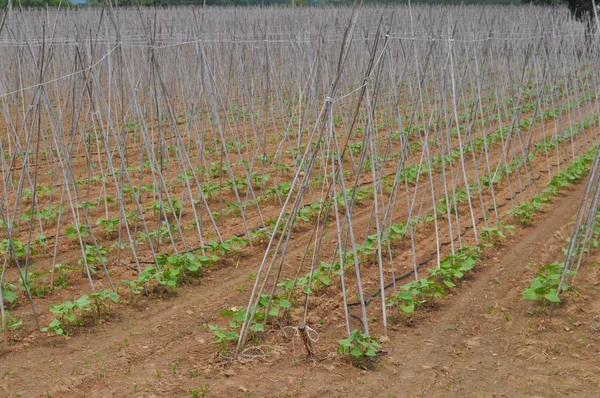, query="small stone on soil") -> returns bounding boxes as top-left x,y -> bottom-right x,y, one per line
223,369 -> 236,377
